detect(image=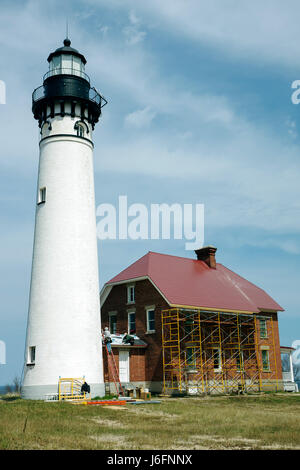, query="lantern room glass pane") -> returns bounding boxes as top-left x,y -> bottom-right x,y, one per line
61,54 -> 72,72
47,54 -> 87,80
72,56 -> 81,76
50,56 -> 61,75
